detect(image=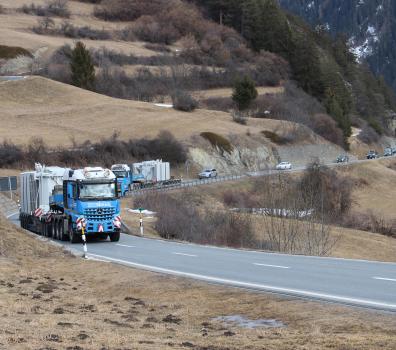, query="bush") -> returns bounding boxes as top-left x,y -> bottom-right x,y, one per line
33,20 -> 112,40
0,45 -> 32,59
231,110 -> 247,125
172,90 -> 198,112
0,141 -> 24,167
146,192 -> 256,248
261,130 -> 289,144
298,161 -> 352,220
358,124 -> 380,144
200,132 -> 233,154
0,131 -> 187,169
21,0 -> 70,18
0,4 -> 5,14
